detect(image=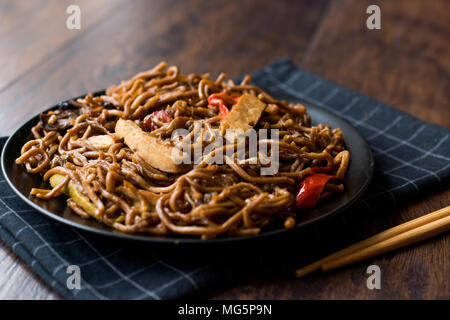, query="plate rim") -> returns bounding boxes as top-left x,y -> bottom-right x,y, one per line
1,91 -> 374,245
